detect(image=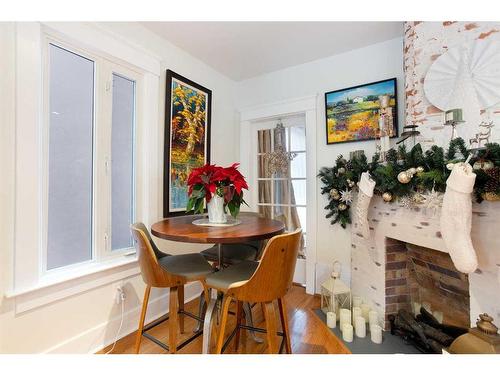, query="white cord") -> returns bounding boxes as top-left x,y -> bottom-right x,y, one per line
105,294 -> 125,354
